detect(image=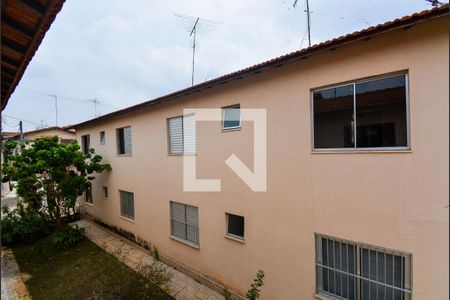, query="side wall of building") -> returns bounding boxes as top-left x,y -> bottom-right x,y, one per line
76,17 -> 449,299
24,129 -> 75,141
